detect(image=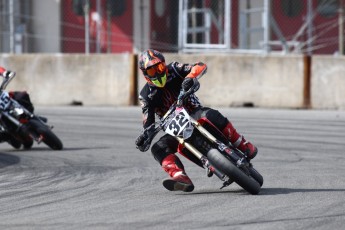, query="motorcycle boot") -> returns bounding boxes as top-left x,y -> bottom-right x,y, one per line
222,122 -> 257,160
161,154 -> 194,192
